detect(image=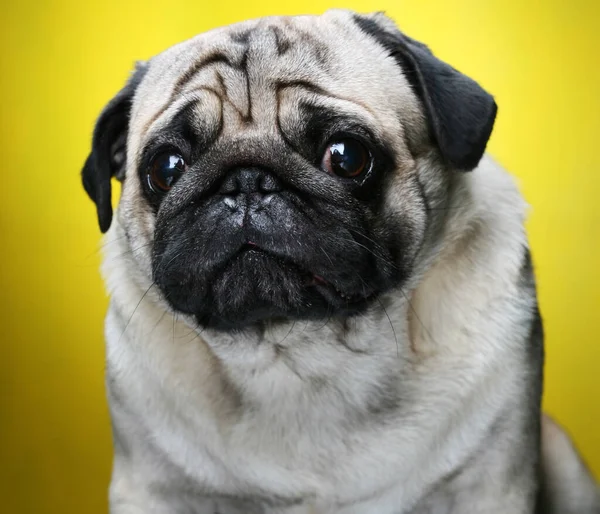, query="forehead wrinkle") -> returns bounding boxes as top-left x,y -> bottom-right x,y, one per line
140,87 -> 222,143
140,45 -> 248,139
175,52 -> 232,96
276,80 -> 378,120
